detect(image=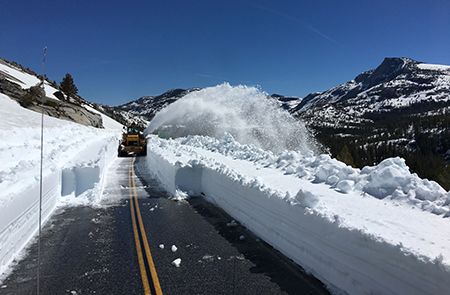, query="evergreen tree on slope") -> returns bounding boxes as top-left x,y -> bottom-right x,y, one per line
60,73 -> 78,100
